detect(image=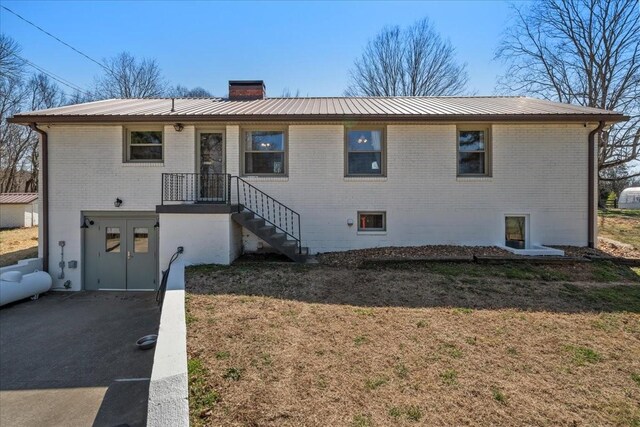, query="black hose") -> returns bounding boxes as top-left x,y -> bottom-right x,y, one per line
156,249 -> 182,307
